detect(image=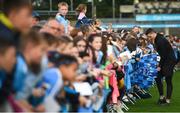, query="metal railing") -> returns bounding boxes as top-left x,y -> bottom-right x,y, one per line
35,10 -> 76,16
